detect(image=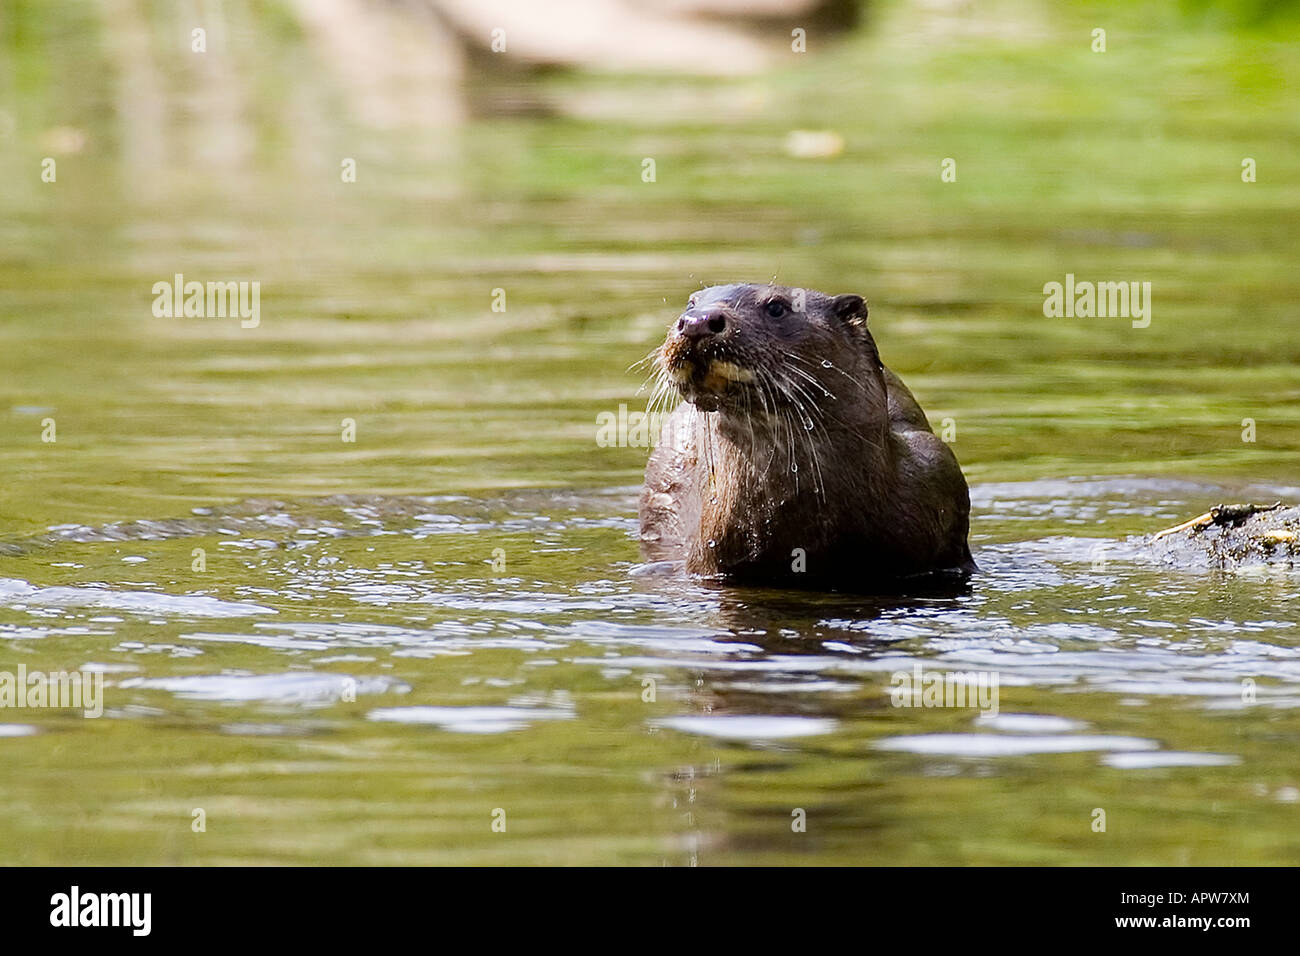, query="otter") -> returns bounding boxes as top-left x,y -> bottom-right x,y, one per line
638,282 -> 975,589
